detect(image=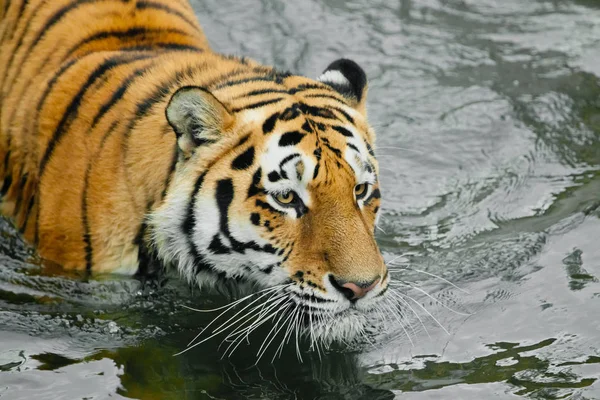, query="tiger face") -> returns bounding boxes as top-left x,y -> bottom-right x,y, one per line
151,59 -> 388,343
